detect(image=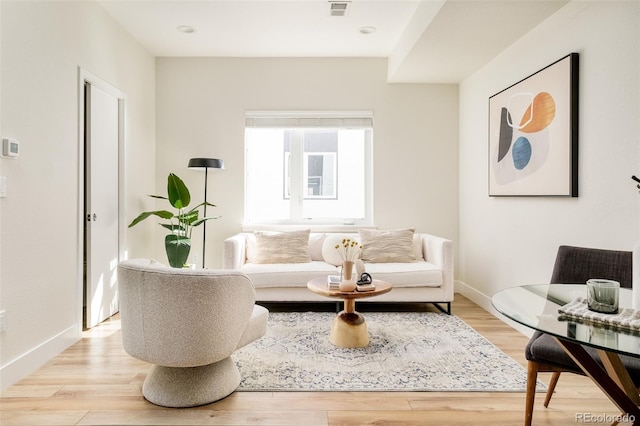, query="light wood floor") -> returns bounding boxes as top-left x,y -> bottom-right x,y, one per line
1,295 -> 630,425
